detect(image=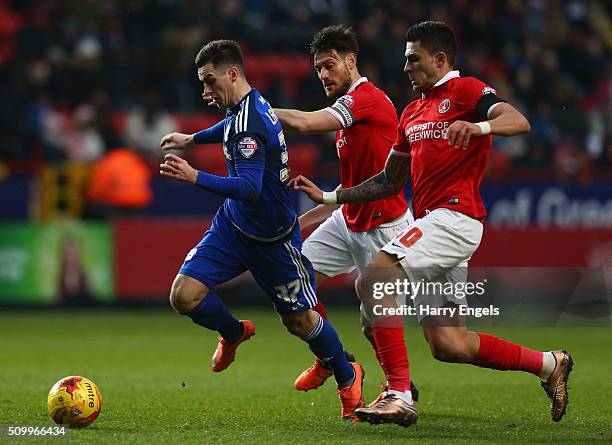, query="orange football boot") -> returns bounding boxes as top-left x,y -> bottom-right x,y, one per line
294,360 -> 334,391
337,362 -> 365,422
210,320 -> 255,372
